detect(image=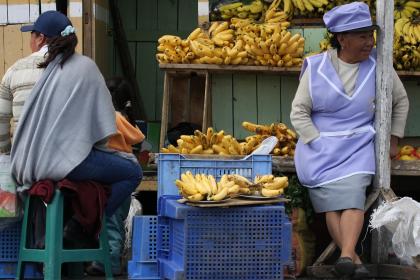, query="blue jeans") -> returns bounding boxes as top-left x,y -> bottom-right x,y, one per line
67,149 -> 142,216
